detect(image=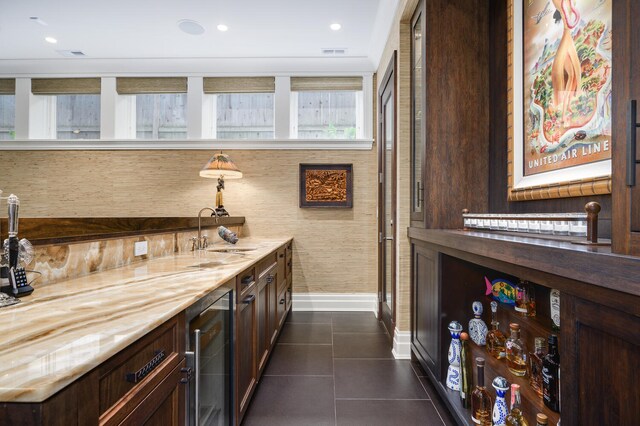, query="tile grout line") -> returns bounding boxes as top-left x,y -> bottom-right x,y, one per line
414,368 -> 446,425
331,313 -> 337,426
